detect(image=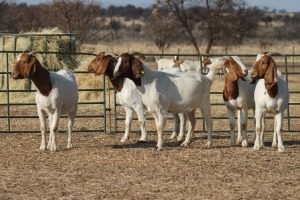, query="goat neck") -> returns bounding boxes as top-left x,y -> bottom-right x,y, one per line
30,58 -> 52,96
89,55 -> 124,92
114,53 -> 143,86
103,57 -> 124,92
